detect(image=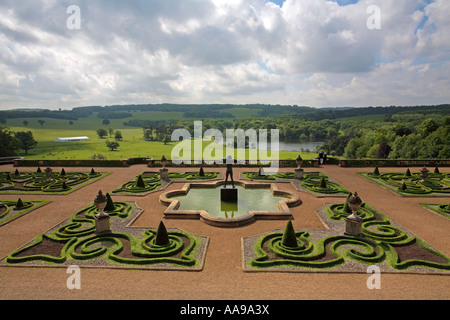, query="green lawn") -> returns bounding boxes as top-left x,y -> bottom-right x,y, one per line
9,126 -> 314,160
6,112 -> 315,161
